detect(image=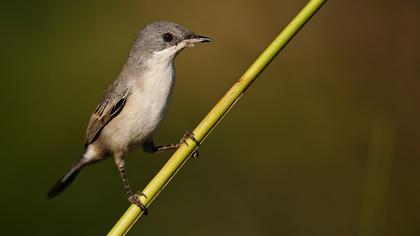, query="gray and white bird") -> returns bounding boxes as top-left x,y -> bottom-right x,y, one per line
47,21 -> 211,211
